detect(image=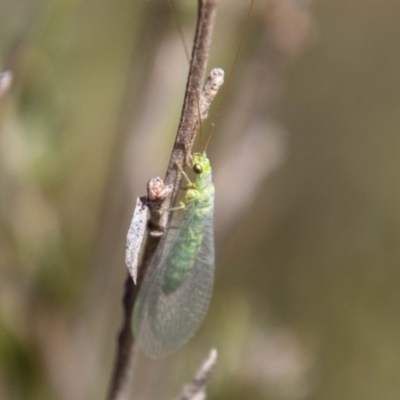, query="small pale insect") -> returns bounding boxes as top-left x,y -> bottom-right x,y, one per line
133,153 -> 215,358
